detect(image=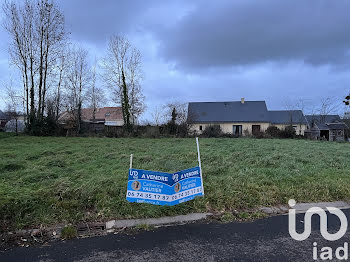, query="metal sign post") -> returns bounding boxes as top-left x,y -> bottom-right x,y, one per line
196,137 -> 204,195
130,154 -> 133,169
